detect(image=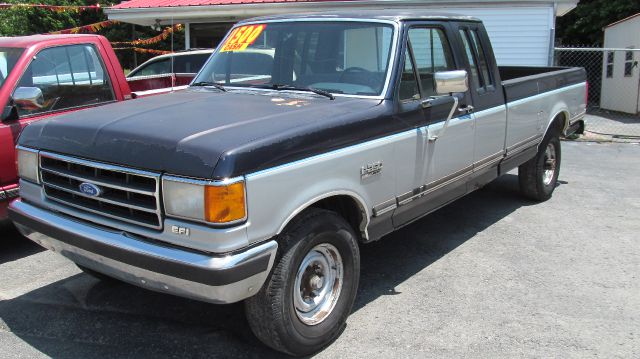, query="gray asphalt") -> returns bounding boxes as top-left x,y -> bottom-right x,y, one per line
1,141 -> 639,358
